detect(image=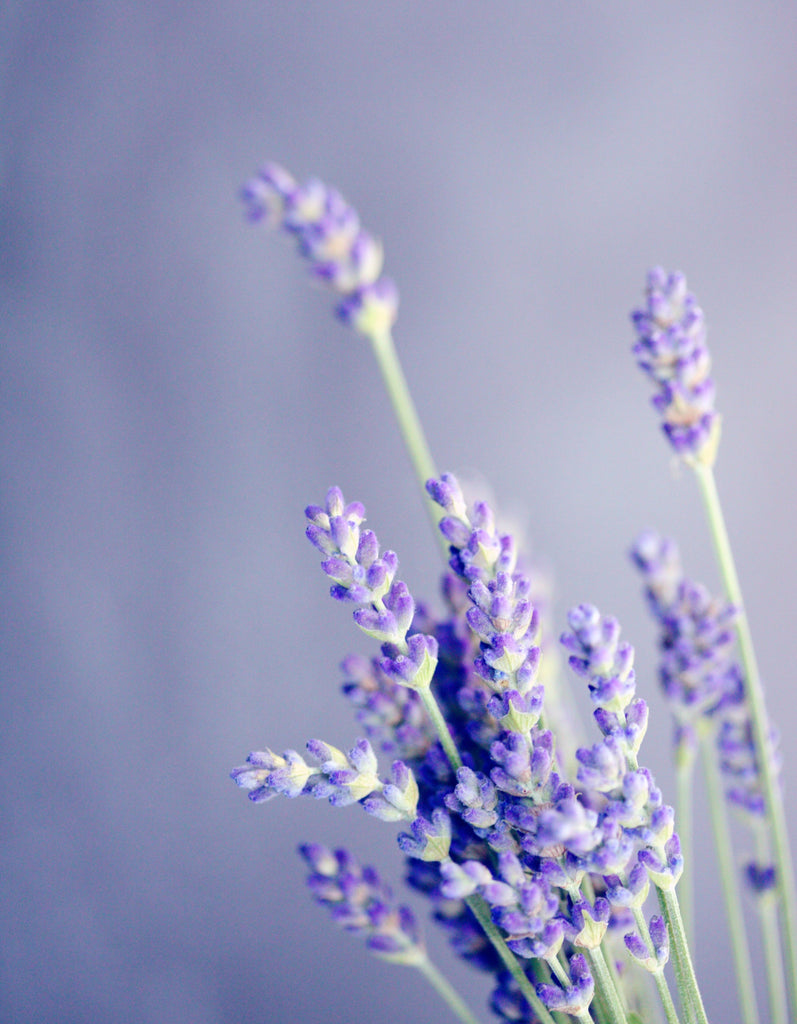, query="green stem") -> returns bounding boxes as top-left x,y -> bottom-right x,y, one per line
416,954 -> 484,1024
693,462 -> 797,1016
368,329 -> 445,547
584,945 -> 630,1024
417,684 -> 463,772
657,886 -> 710,1024
699,730 -> 761,1024
755,824 -> 789,1024
464,893 -> 558,1024
652,968 -> 683,1024
563,884 -> 629,1024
